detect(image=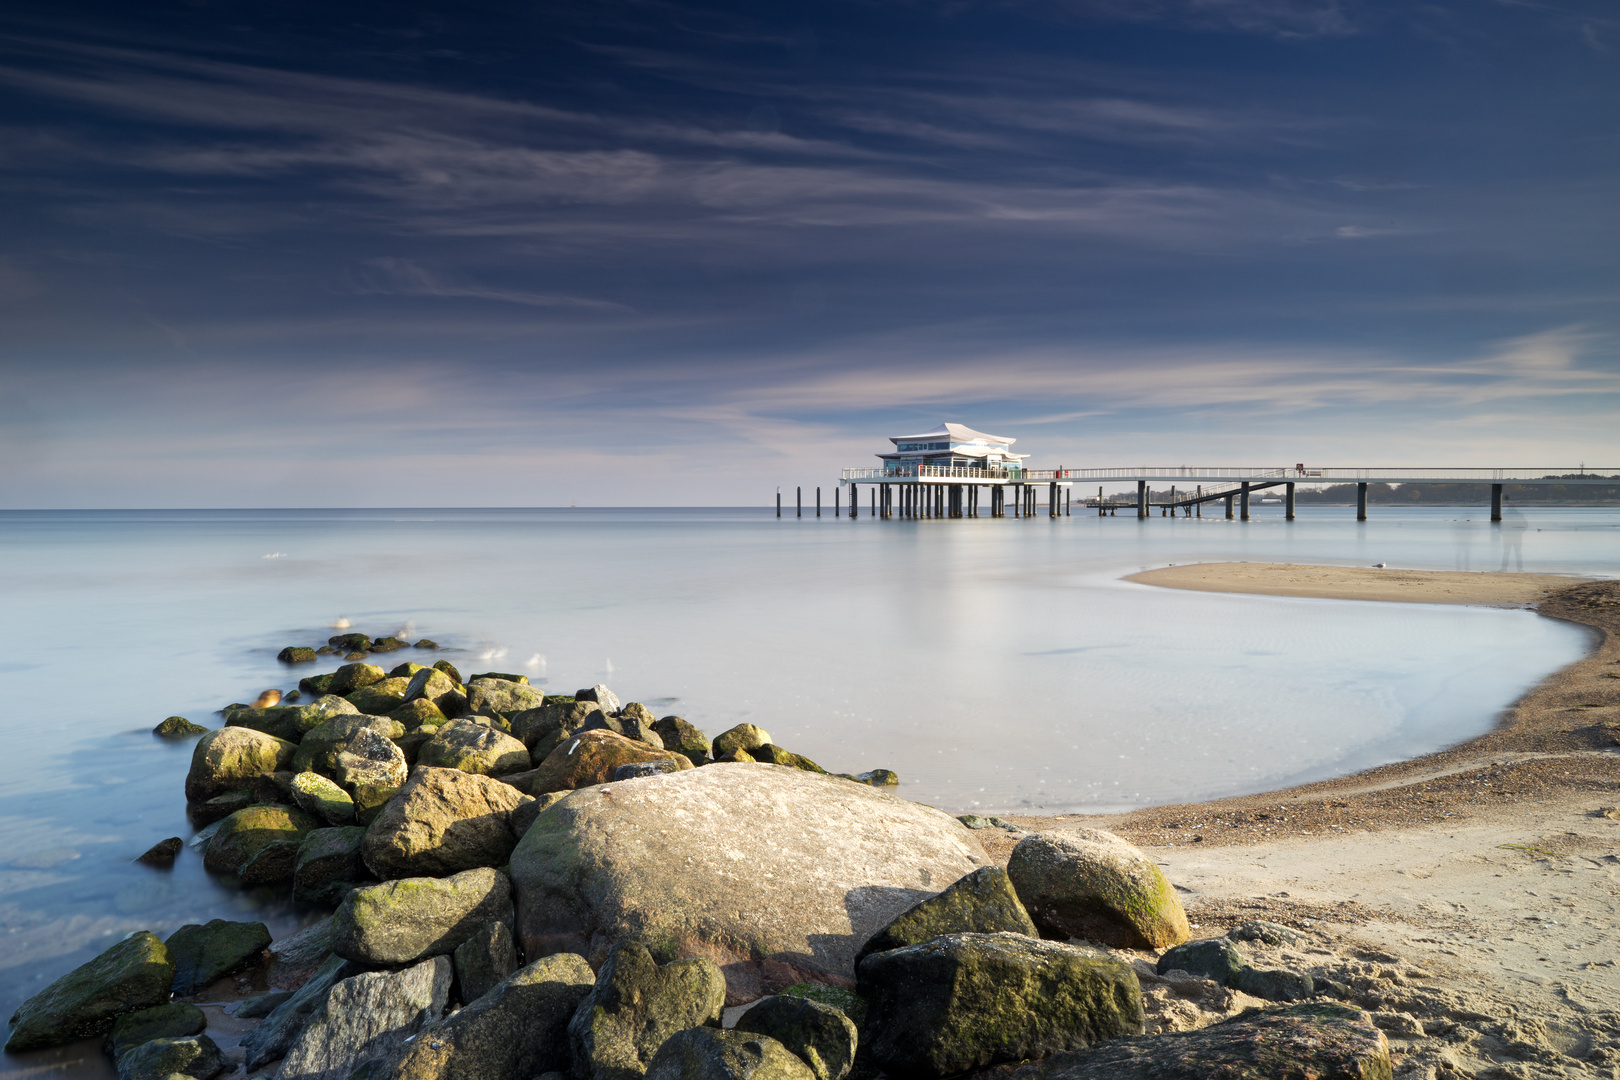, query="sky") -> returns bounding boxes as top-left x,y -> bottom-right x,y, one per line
0,0 -> 1617,507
